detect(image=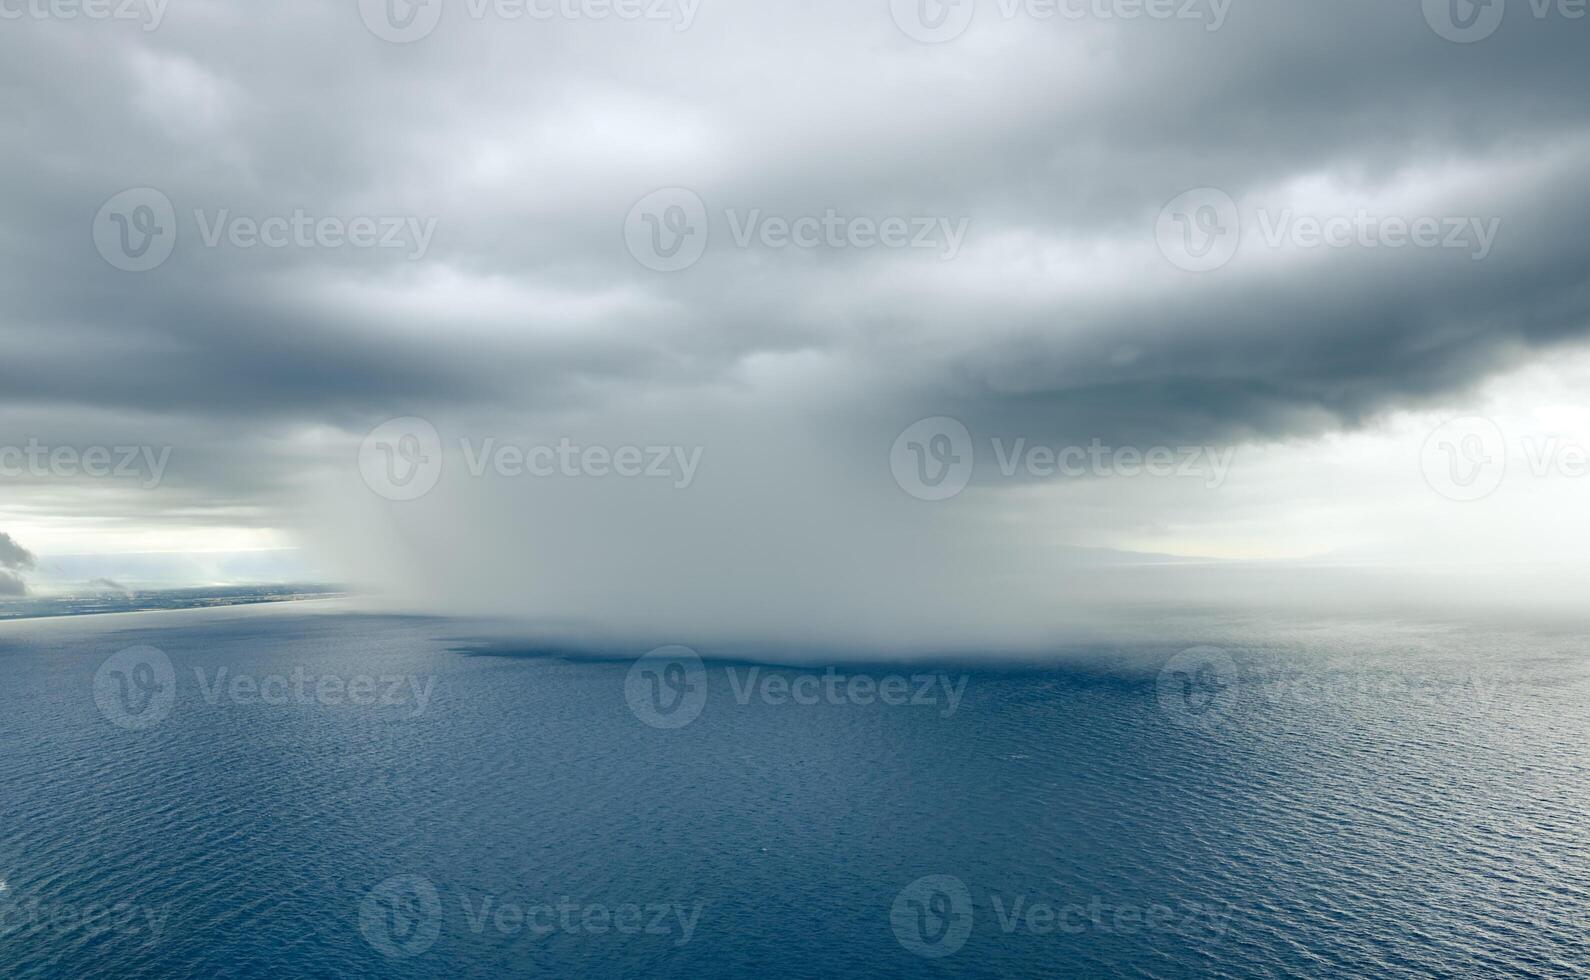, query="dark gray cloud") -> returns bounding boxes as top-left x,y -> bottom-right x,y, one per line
0,531 -> 35,572
1,1 -> 1587,633
0,531 -> 36,596
1,2 -> 1585,440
